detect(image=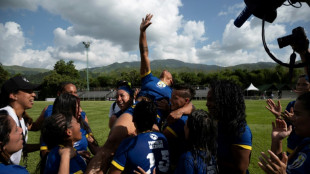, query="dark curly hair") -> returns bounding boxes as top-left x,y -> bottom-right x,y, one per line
41,113 -> 72,150
187,109 -> 217,170
132,100 -> 157,132
0,110 -> 12,164
209,80 -> 247,140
